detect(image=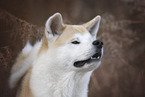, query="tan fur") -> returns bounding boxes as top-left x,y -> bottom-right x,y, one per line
62,25 -> 67,31
52,25 -> 87,48
19,67 -> 34,97
38,36 -> 48,56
